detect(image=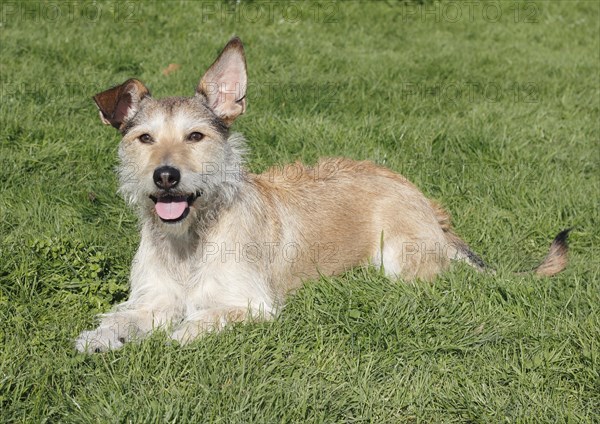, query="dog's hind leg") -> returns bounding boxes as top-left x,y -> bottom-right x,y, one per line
372,233 -> 450,281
